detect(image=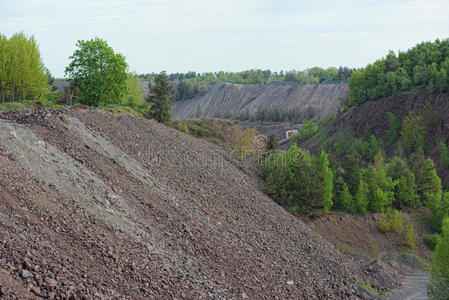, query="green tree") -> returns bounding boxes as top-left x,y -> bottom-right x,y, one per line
386,156 -> 419,208
266,134 -> 279,151
409,149 -> 442,201
147,72 -> 172,124
299,119 -> 318,141
0,32 -> 48,102
65,37 -> 128,106
320,151 -> 334,213
125,72 -> 144,108
438,139 -> 449,169
355,176 -> 369,214
428,218 -> 449,299
340,183 -> 353,211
